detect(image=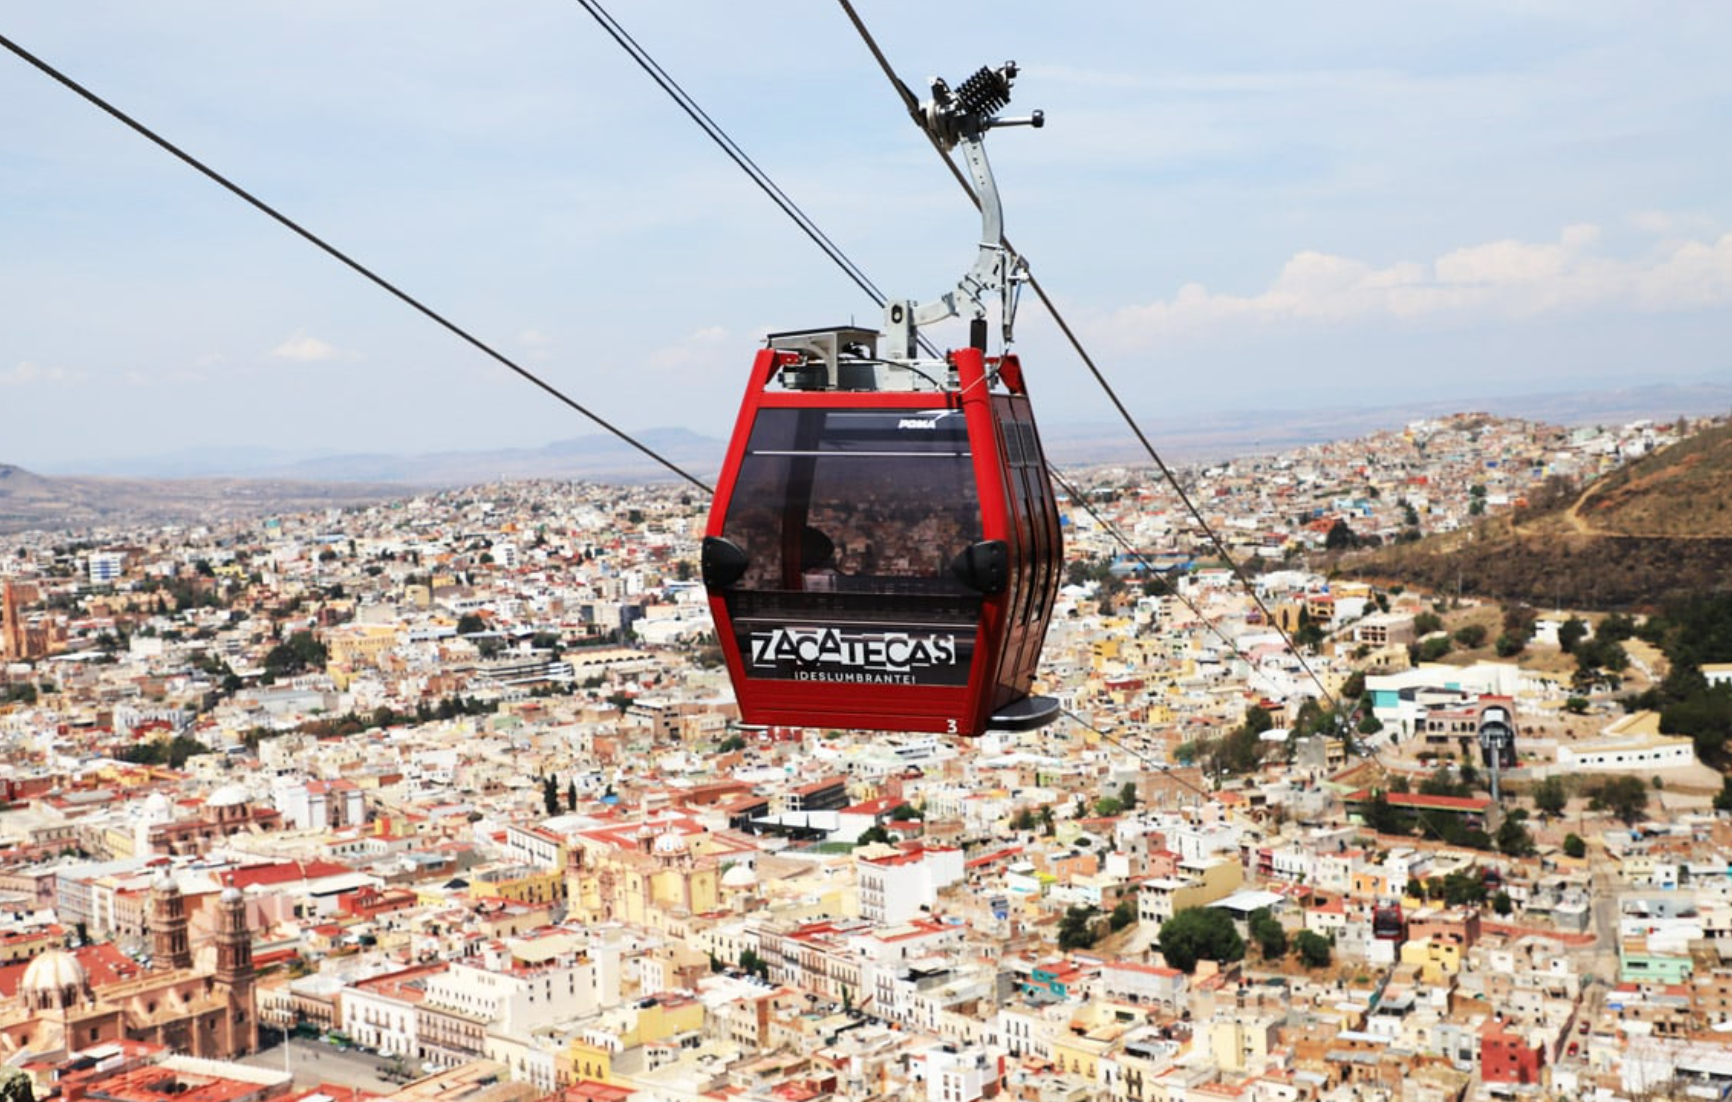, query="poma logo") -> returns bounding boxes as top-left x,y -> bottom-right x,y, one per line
897,418 -> 938,430
750,627 -> 957,674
